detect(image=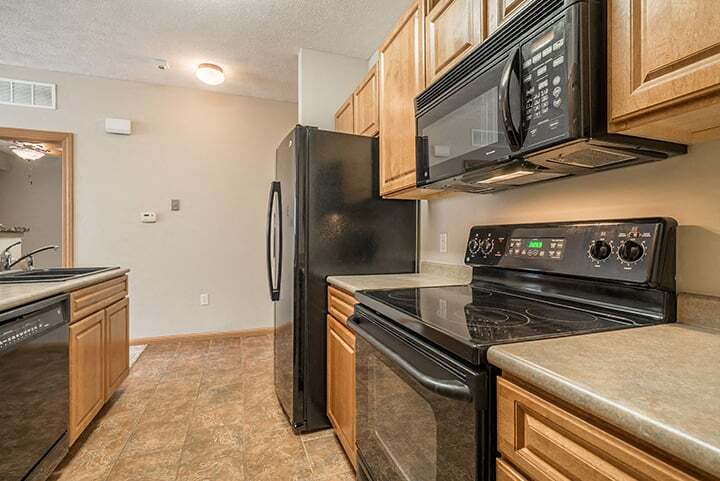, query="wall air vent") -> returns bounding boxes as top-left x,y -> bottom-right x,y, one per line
0,78 -> 56,109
